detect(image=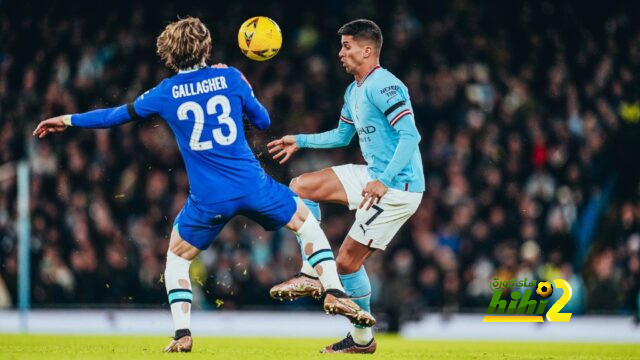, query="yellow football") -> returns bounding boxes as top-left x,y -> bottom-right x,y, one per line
238,16 -> 282,61
536,281 -> 554,299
